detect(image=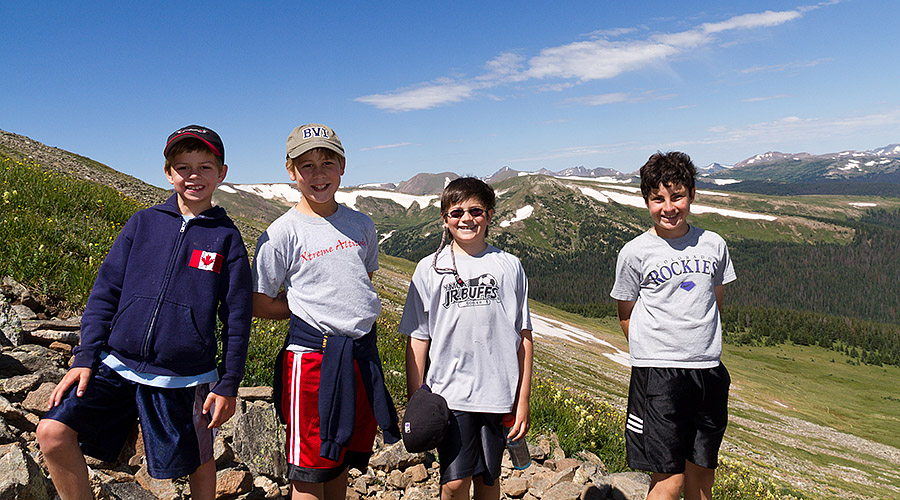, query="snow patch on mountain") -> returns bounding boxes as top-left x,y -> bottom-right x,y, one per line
500,205 -> 534,227
531,314 -> 630,367
335,190 -> 438,210
571,185 -> 775,220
